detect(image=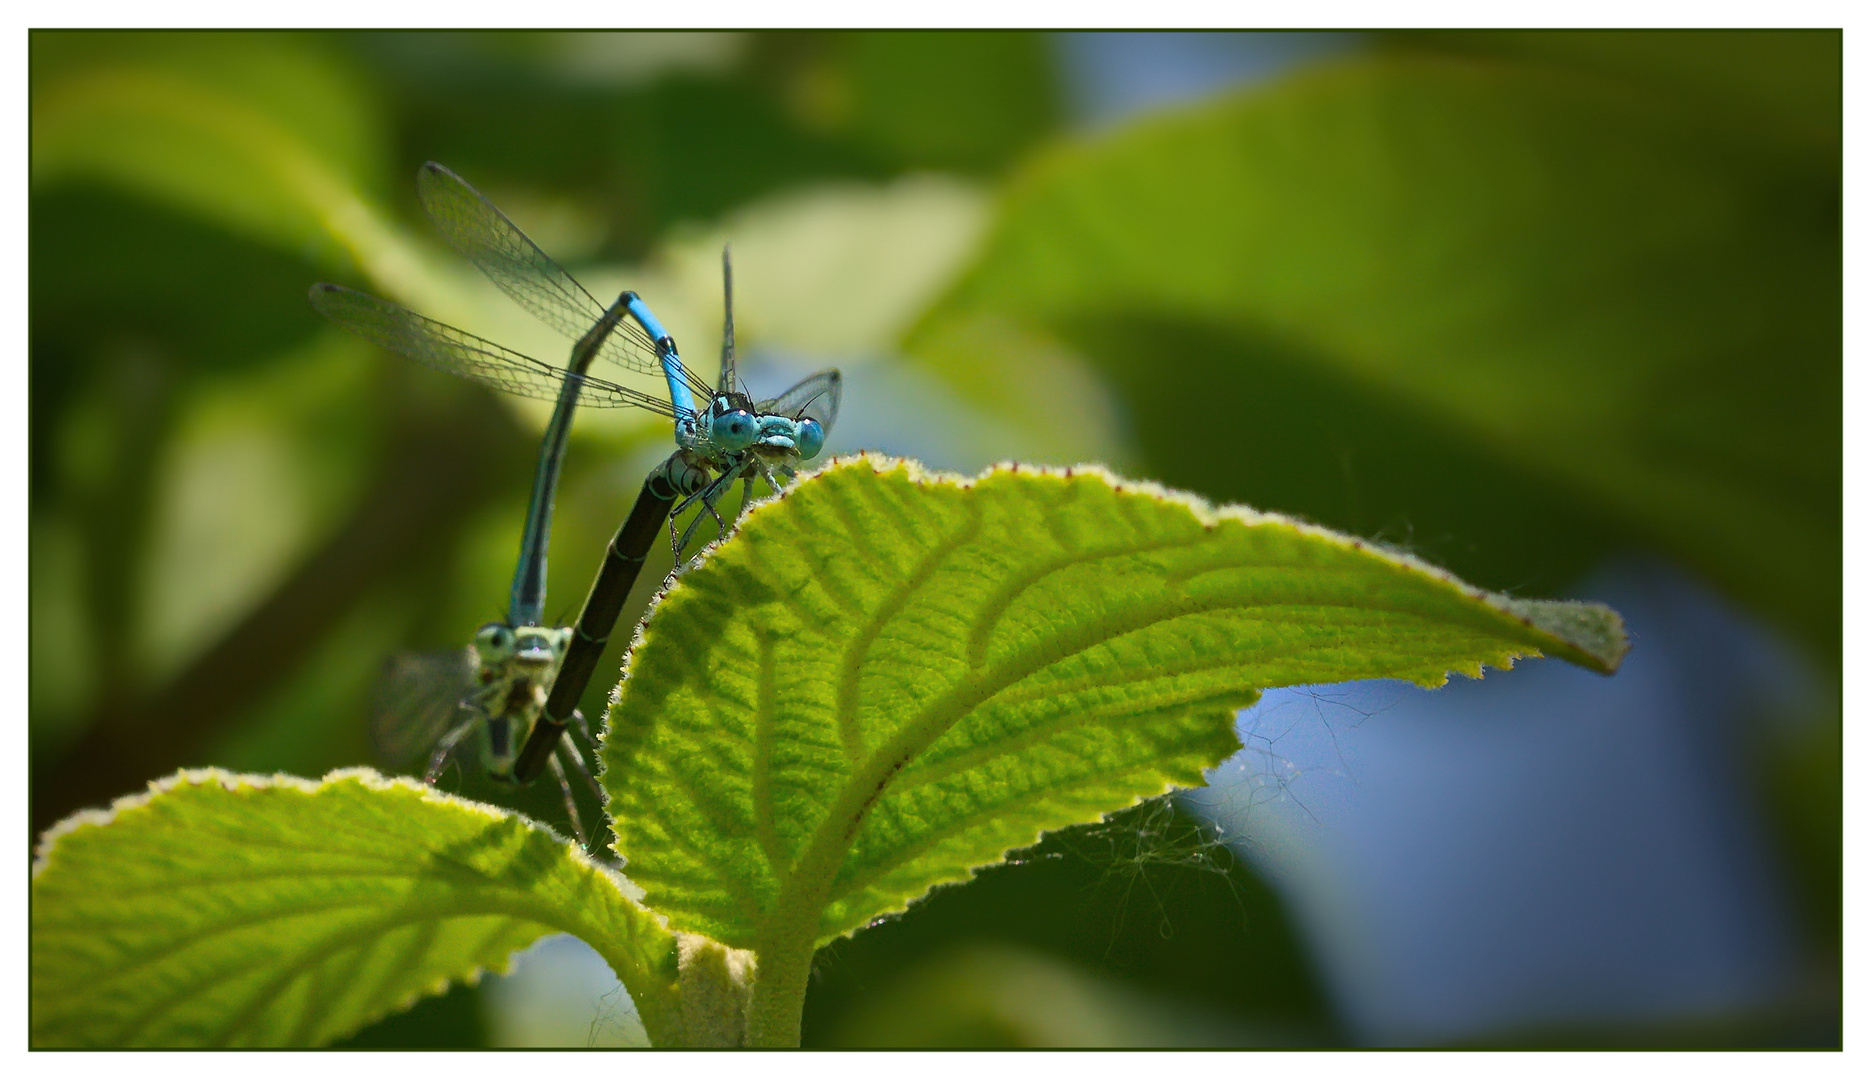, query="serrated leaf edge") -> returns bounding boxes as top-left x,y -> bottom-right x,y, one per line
33,765 -> 592,877
617,452 -> 1628,682
32,766 -> 688,1045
